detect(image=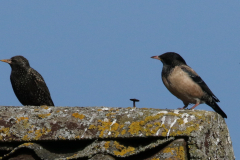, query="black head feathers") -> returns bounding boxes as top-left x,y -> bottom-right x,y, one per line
159,52 -> 187,66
